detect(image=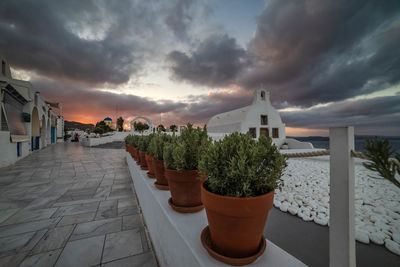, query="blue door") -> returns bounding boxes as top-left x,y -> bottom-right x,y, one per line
51,127 -> 56,143
35,136 -> 40,150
